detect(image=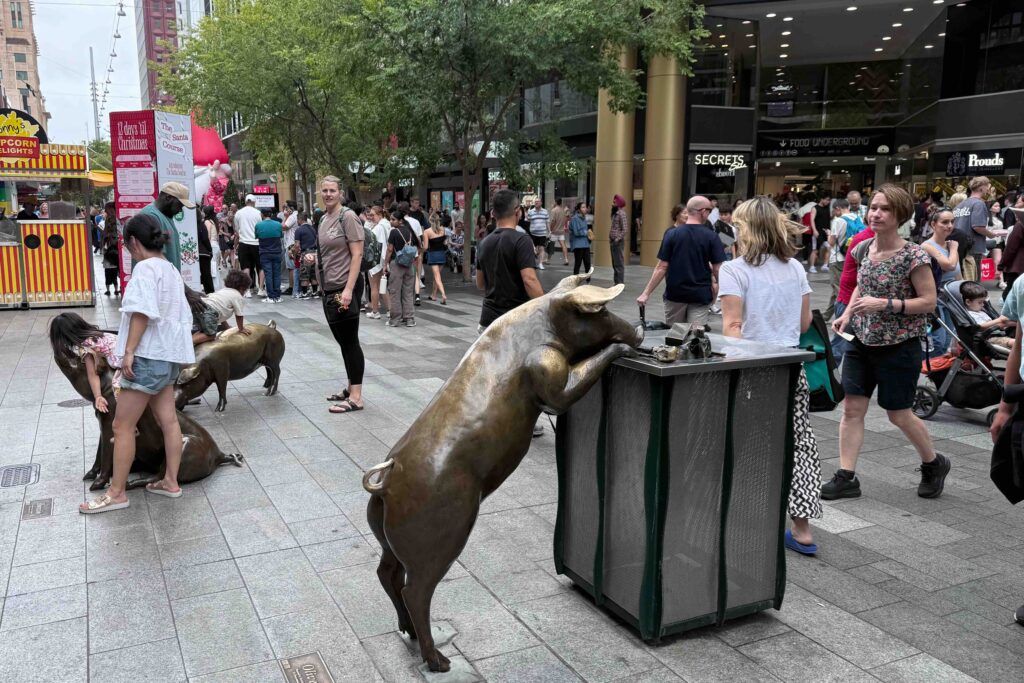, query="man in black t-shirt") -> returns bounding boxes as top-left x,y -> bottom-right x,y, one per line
475,189 -> 544,331
815,193 -> 833,269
